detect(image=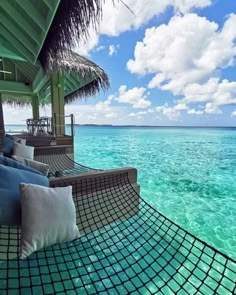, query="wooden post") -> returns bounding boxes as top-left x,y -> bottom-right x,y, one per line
32,94 -> 40,120
0,94 -> 5,153
50,73 -> 65,136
